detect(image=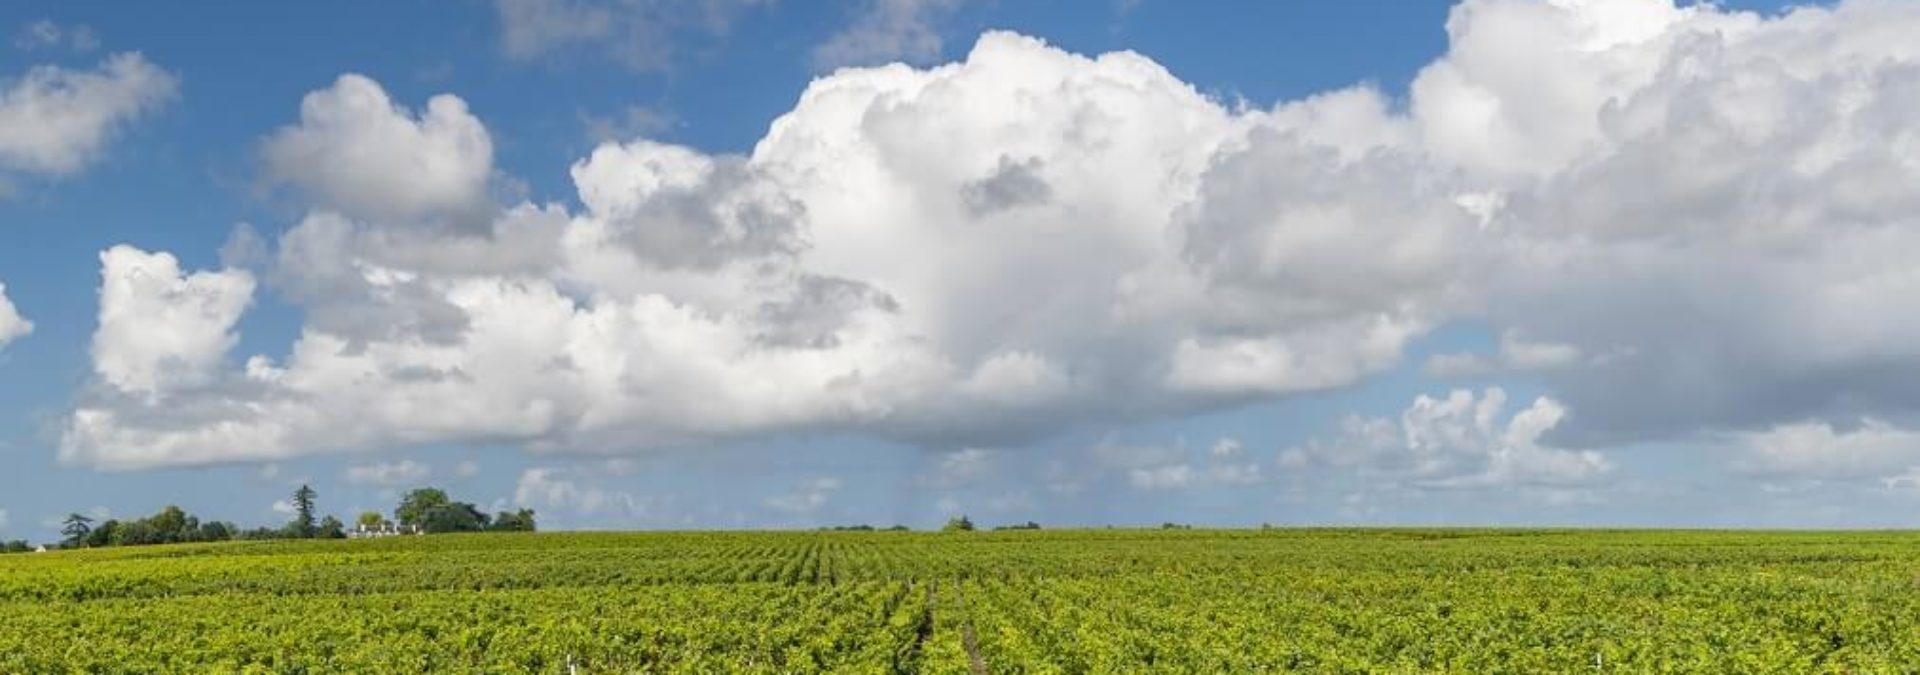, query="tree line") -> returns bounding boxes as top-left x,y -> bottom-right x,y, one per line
819,516 -> 1042,533
25,485 -> 536,551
